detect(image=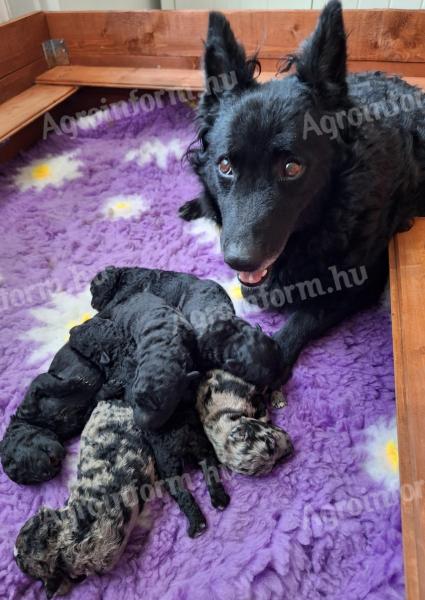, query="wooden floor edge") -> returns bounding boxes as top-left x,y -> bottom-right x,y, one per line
0,85 -> 78,144
389,237 -> 419,600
